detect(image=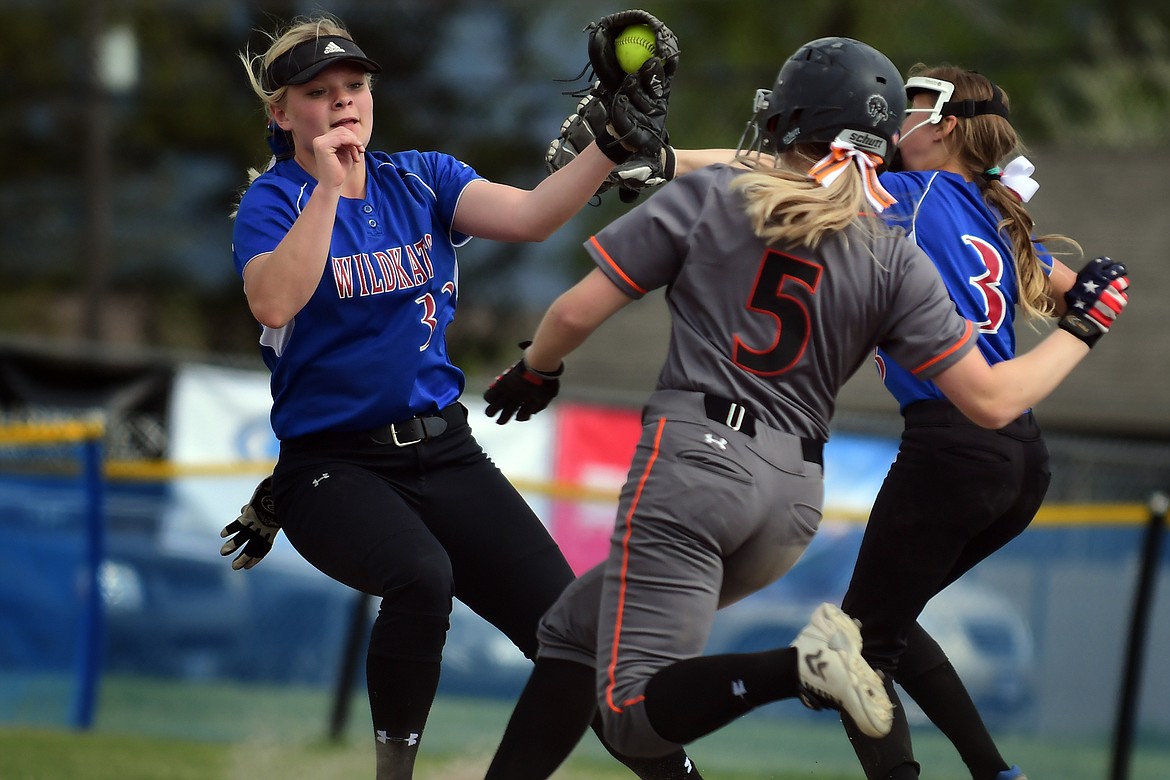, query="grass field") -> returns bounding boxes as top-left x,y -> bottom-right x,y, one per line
2,676 -> 1169,779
